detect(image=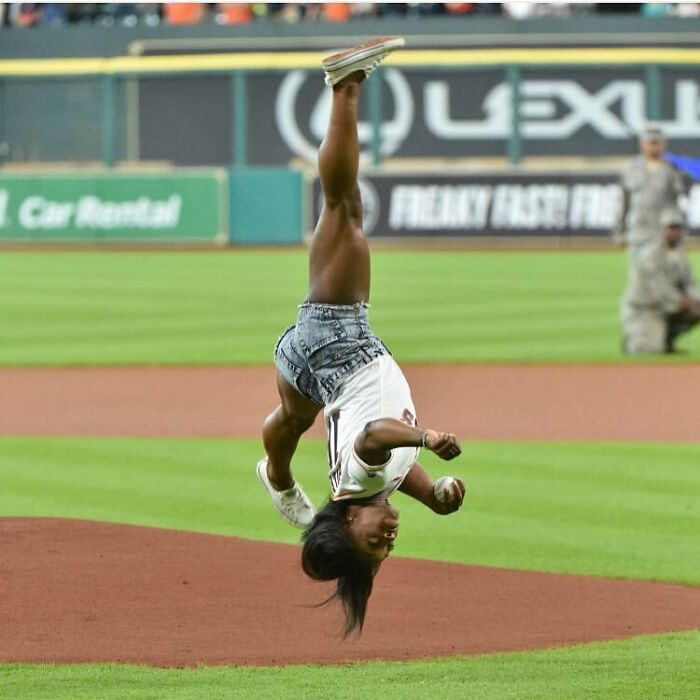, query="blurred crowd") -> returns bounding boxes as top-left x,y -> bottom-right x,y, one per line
1,2 -> 699,27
